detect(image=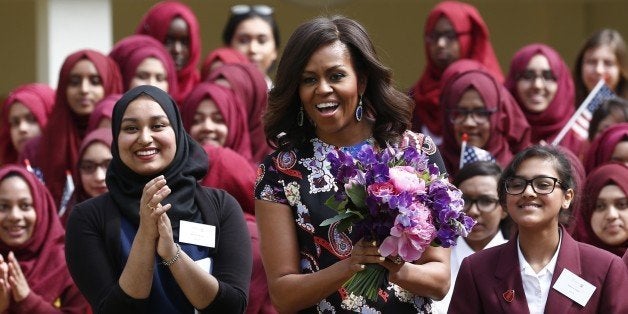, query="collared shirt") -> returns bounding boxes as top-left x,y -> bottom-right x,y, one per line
432,231 -> 507,314
517,230 -> 562,314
